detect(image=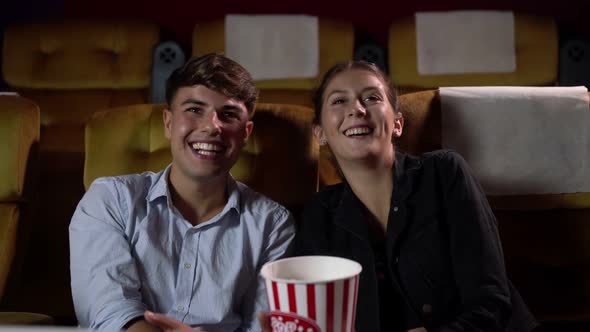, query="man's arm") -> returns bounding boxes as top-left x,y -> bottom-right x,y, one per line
69,178 -> 147,331
239,209 -> 296,331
